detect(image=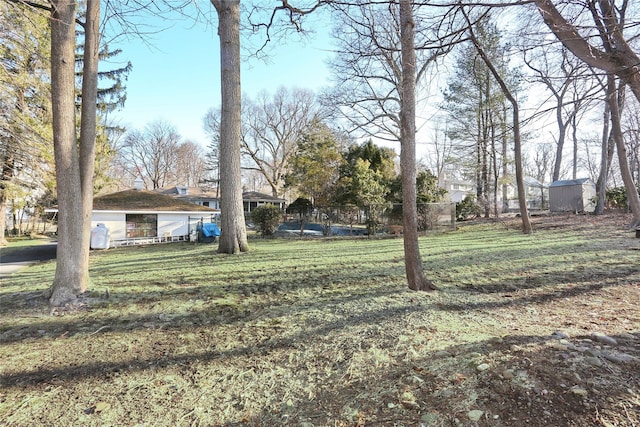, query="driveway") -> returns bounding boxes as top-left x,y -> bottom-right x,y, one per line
0,241 -> 57,280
